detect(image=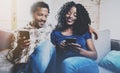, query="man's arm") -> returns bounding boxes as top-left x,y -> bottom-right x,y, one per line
7,33 -> 25,64
7,33 -> 18,63
89,26 -> 98,40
